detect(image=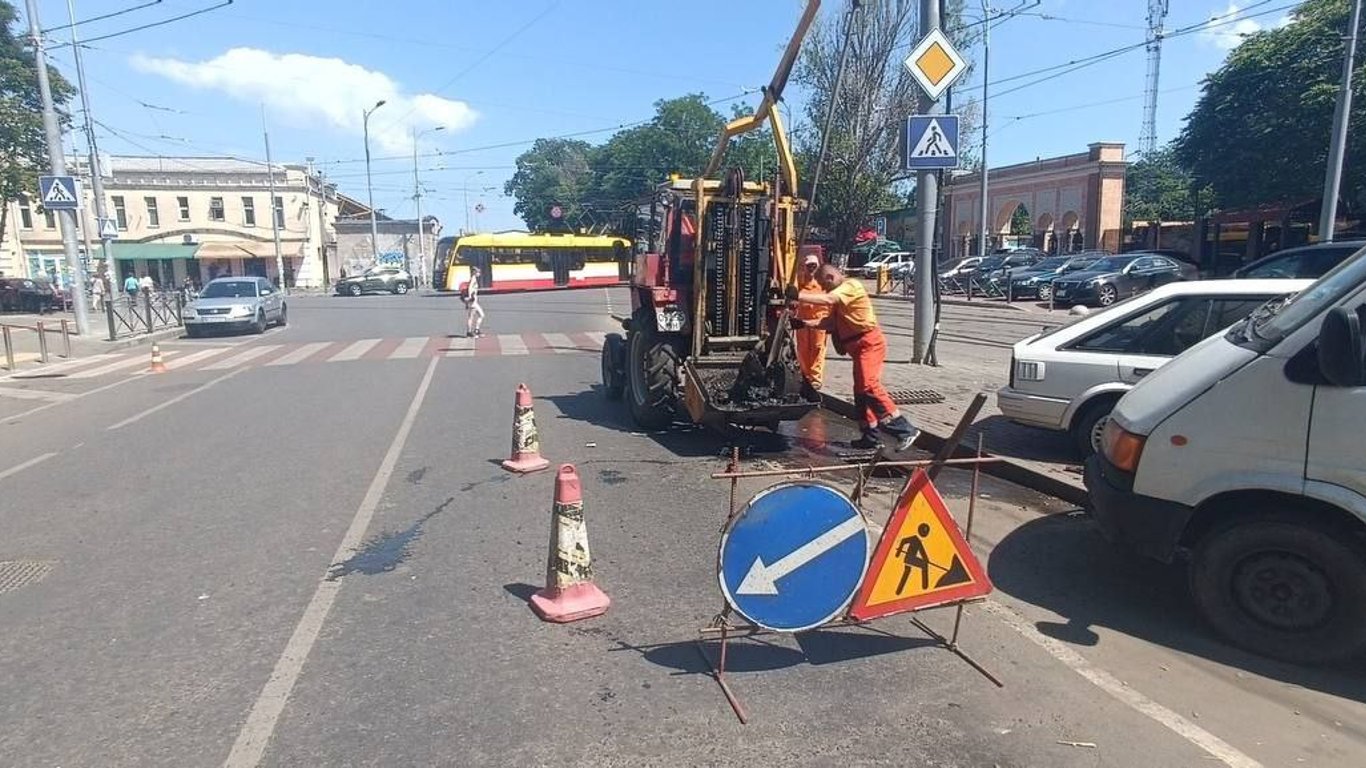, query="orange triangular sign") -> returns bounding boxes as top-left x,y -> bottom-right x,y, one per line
849,469 -> 991,620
